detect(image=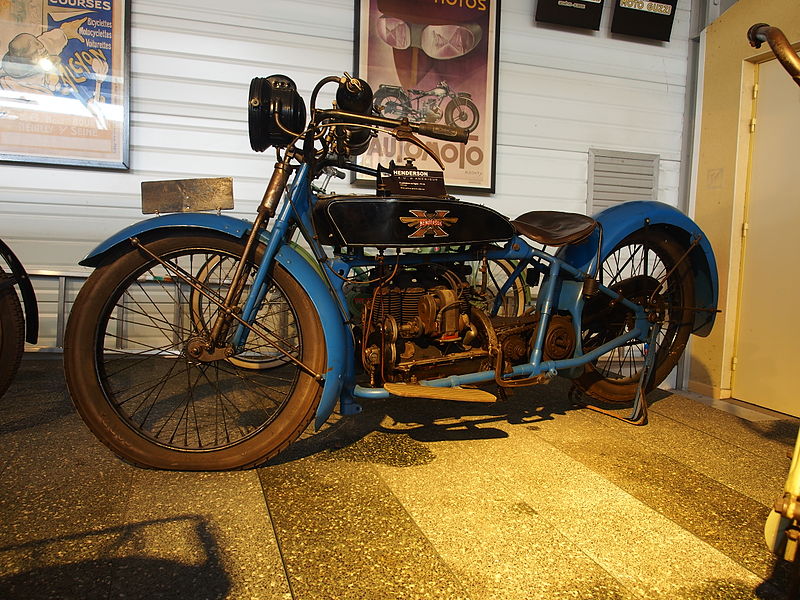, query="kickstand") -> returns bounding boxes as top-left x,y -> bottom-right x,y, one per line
571,322 -> 661,426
